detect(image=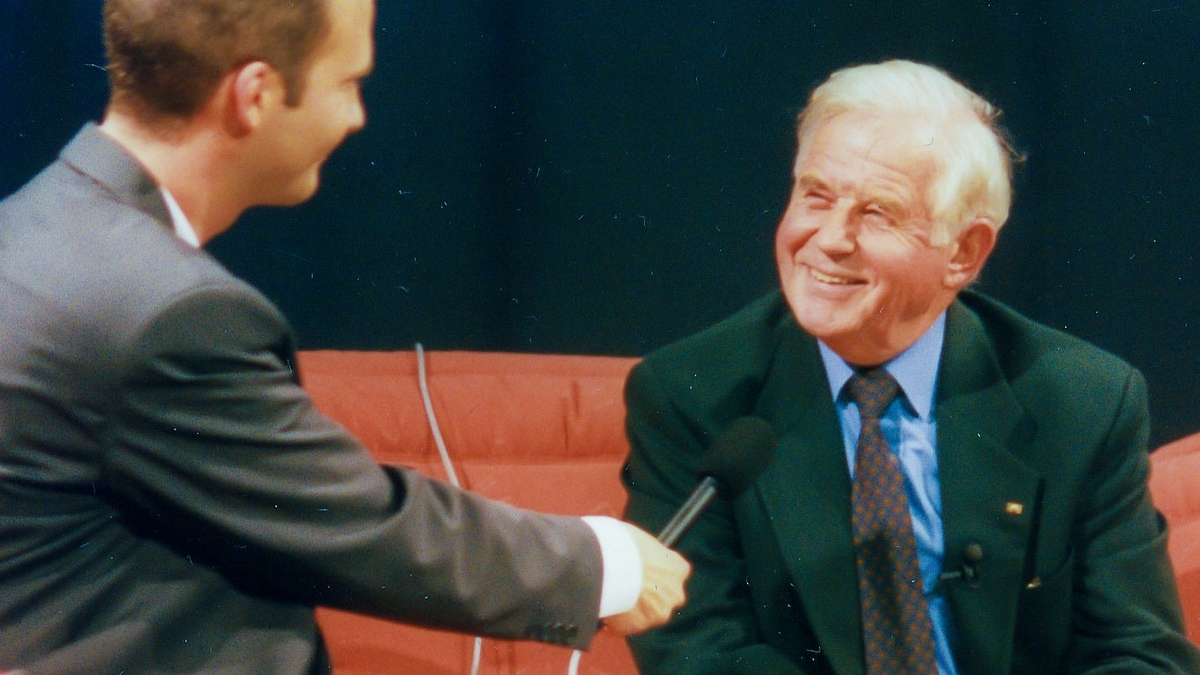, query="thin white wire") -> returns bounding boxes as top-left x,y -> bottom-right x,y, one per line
415,342 -> 462,489
416,343 -> 583,675
414,343 -> 482,675
471,638 -> 482,675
